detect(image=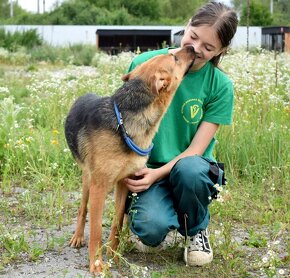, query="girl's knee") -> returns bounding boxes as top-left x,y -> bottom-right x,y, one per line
130,215 -> 171,246
170,155 -> 209,186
